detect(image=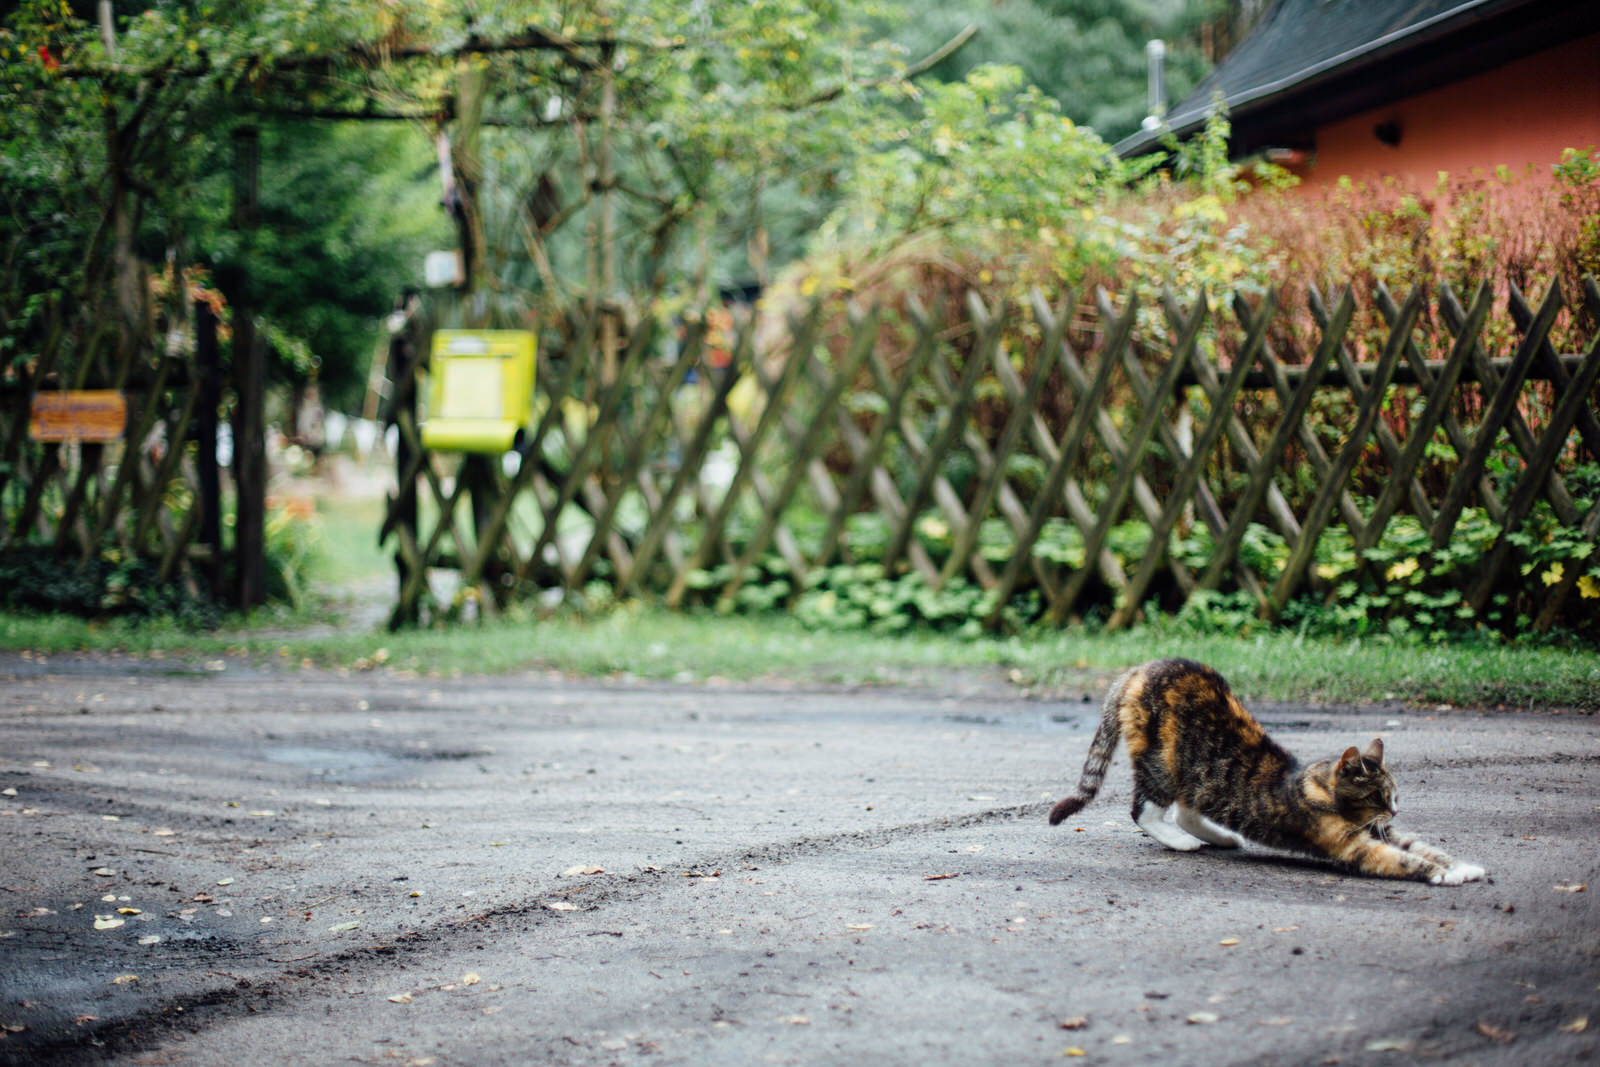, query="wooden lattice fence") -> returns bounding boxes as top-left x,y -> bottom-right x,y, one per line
381,276 -> 1600,635
0,303 -> 229,614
